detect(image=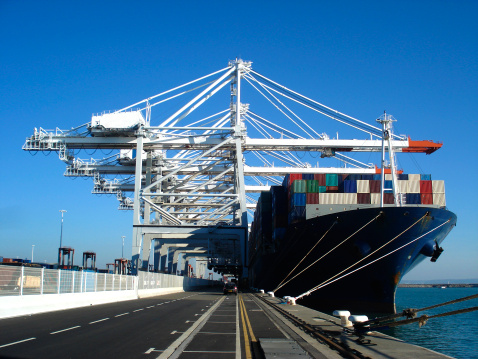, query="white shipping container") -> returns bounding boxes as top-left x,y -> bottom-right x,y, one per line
385,174 -> 392,180
357,180 -> 370,193
371,193 -> 381,205
432,180 -> 445,193
433,193 -> 446,206
319,193 -> 340,204
408,180 -> 420,193
397,180 -> 409,194
409,174 -> 421,181
343,193 -> 358,204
